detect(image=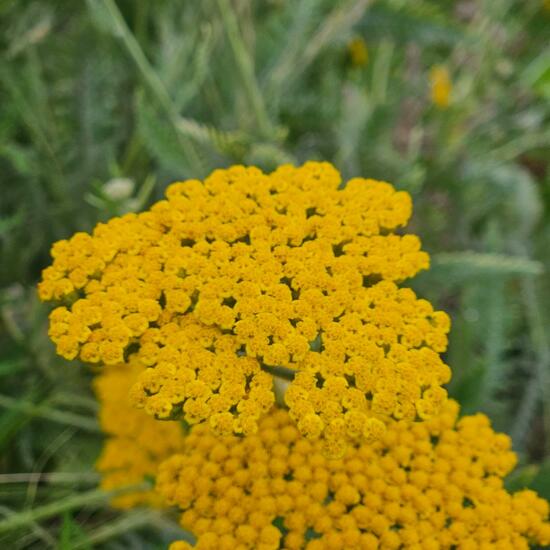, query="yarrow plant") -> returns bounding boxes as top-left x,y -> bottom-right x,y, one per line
38,162 -> 550,549
158,403 -> 550,550
90,358 -> 550,550
39,162 -> 451,456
